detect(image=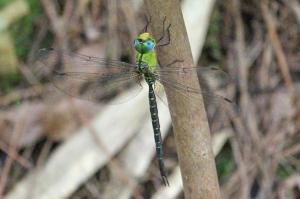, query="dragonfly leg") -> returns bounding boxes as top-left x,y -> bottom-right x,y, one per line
157,58 -> 184,69
165,59 -> 184,67
141,15 -> 152,33
157,16 -> 171,47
